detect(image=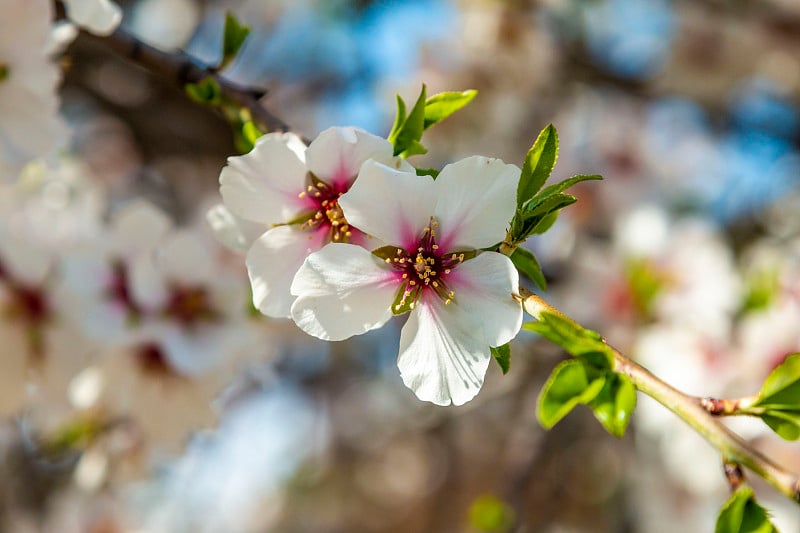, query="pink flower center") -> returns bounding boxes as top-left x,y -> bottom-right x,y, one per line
297,176 -> 356,243
382,217 -> 468,311
0,260 -> 51,358
162,285 -> 219,327
107,260 -> 140,320
135,343 -> 177,378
